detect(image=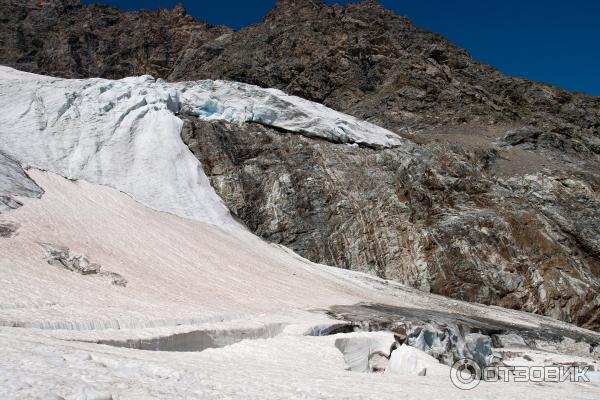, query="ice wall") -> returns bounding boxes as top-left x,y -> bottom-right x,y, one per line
0,66 -> 406,227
